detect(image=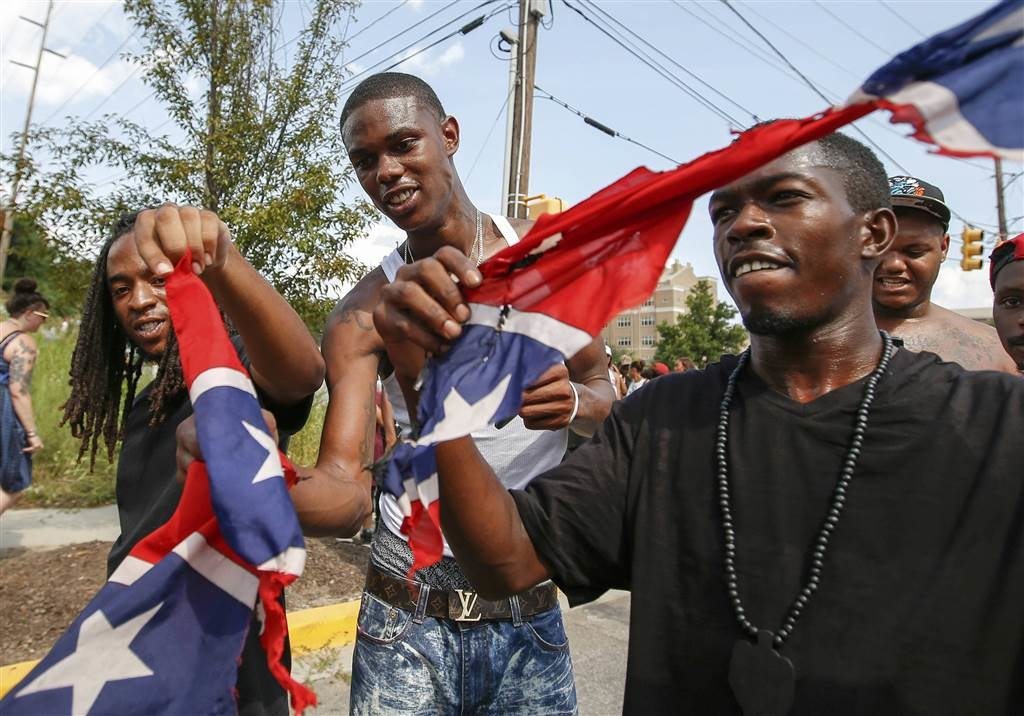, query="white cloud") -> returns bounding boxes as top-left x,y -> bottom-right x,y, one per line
932,264 -> 994,310
396,41 -> 465,77
333,220 -> 405,297
1,1 -> 137,112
